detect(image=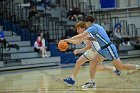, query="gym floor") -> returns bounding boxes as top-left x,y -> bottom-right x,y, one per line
0,58 -> 140,93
